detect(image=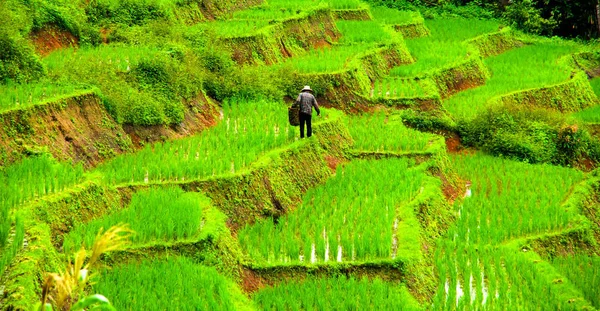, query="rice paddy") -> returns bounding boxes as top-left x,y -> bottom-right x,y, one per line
372,76 -> 437,99
238,158 -> 426,264
389,18 -> 499,78
336,20 -> 394,45
0,81 -> 92,112
552,255 -> 600,308
444,41 -> 578,120
63,187 -> 220,253
449,153 -> 583,245
370,6 -> 422,26
1,1 -> 600,310
276,45 -> 371,73
95,99 -> 297,185
253,276 -> 421,310
94,257 -> 253,311
347,111 -> 439,153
